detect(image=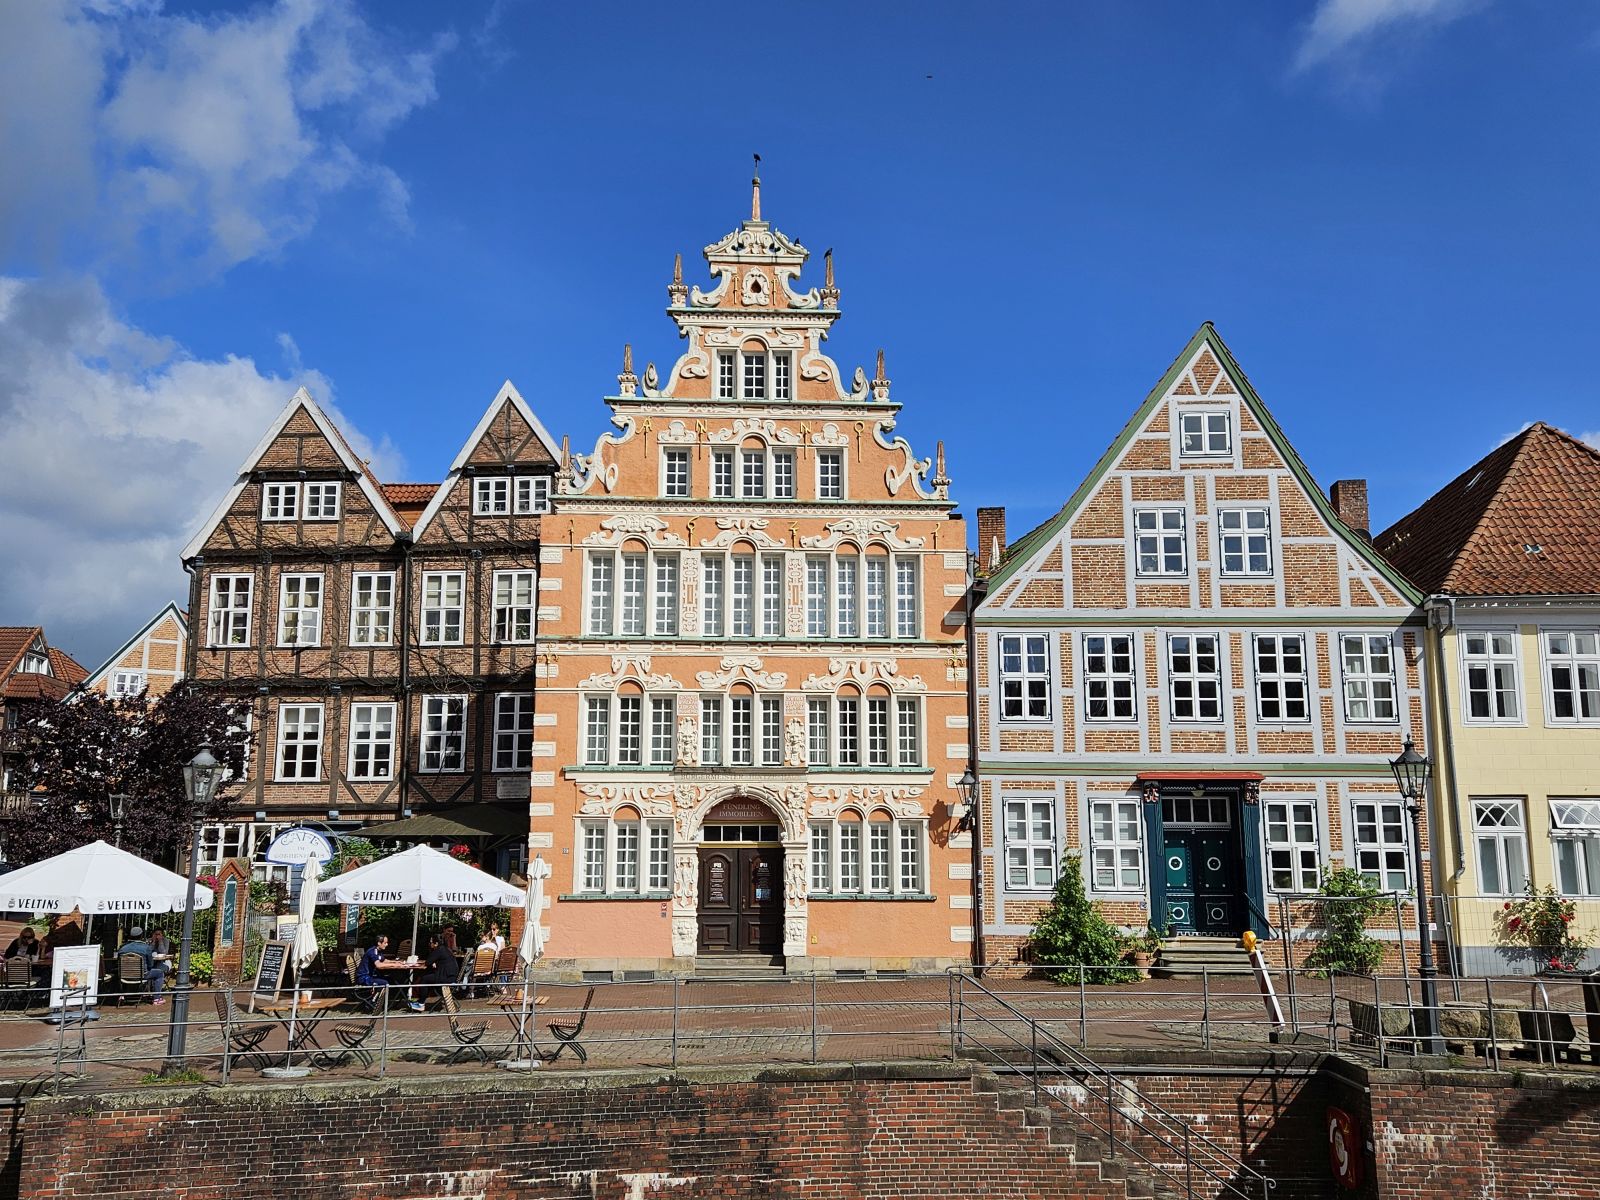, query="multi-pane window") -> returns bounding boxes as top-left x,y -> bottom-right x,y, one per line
740,450 -> 765,498
999,634 -> 1050,721
896,698 -> 921,766
801,553 -> 915,639
663,450 -> 690,498
807,699 -> 830,766
712,451 -> 734,498
587,551 -> 683,638
772,351 -> 792,401
588,553 -> 615,636
349,572 -> 394,645
701,553 -> 782,639
1217,509 -> 1272,576
742,352 -> 766,399
716,352 -> 736,399
208,574 -> 253,646
262,481 -> 339,520
817,451 -> 843,500
835,557 -> 858,637
1462,630 -> 1520,722
772,450 -> 795,499
654,556 -> 680,636
347,703 -> 396,781
809,816 -> 928,895
1353,799 -> 1408,891
1179,410 -> 1231,457
581,822 -> 606,892
648,823 -> 672,891
263,482 -> 299,521
806,557 -> 829,636
576,818 -> 673,895
866,697 -> 890,766
1553,800 -> 1600,896
492,570 -> 536,643
474,477 -> 510,515
110,671 -> 145,698
1084,635 -> 1136,720
702,556 -> 724,637
420,572 -> 464,645
761,697 -> 783,766
731,555 -> 754,636
650,698 -> 675,766
700,697 -> 723,765
1004,799 -> 1057,889
1340,634 -> 1398,722
1264,800 -> 1319,893
420,695 -> 466,773
277,574 -> 323,646
837,695 -> 860,766
1473,799 -> 1528,896
616,695 -> 643,765
729,696 -> 754,766
1545,631 -> 1600,723
761,557 -> 782,638
864,558 -> 888,639
614,821 -> 639,891
1168,634 -> 1222,721
515,475 -> 551,514
275,704 -> 323,780
1254,634 -> 1309,722
493,693 -> 534,772
621,553 -> 647,636
1134,509 -> 1187,576
304,482 -> 340,519
894,558 -> 919,638
1089,799 -> 1143,891
584,697 -> 611,766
